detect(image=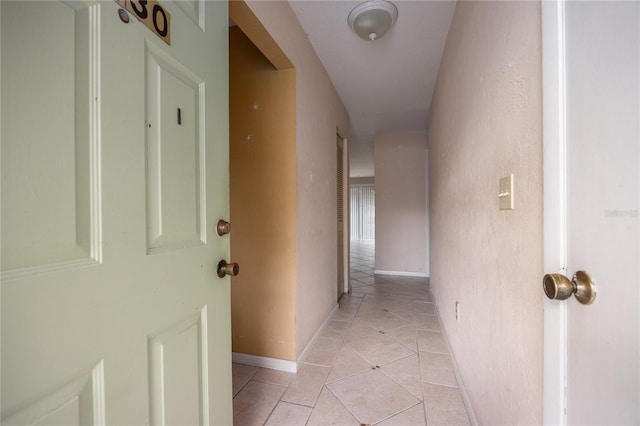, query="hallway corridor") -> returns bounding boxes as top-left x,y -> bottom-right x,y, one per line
232,241 -> 471,425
